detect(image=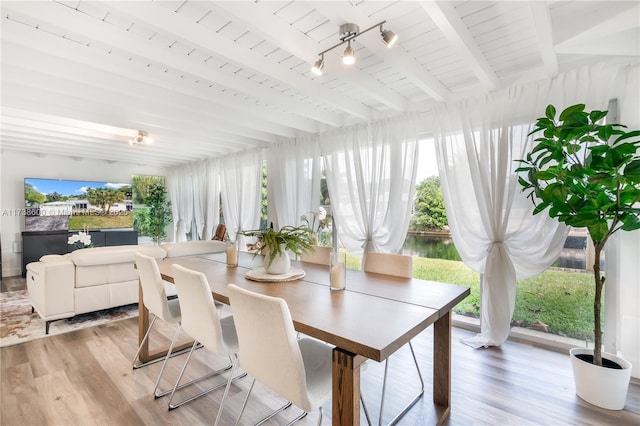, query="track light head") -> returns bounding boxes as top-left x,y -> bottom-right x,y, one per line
381,28 -> 398,48
311,56 -> 324,76
129,130 -> 152,145
342,41 -> 355,65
